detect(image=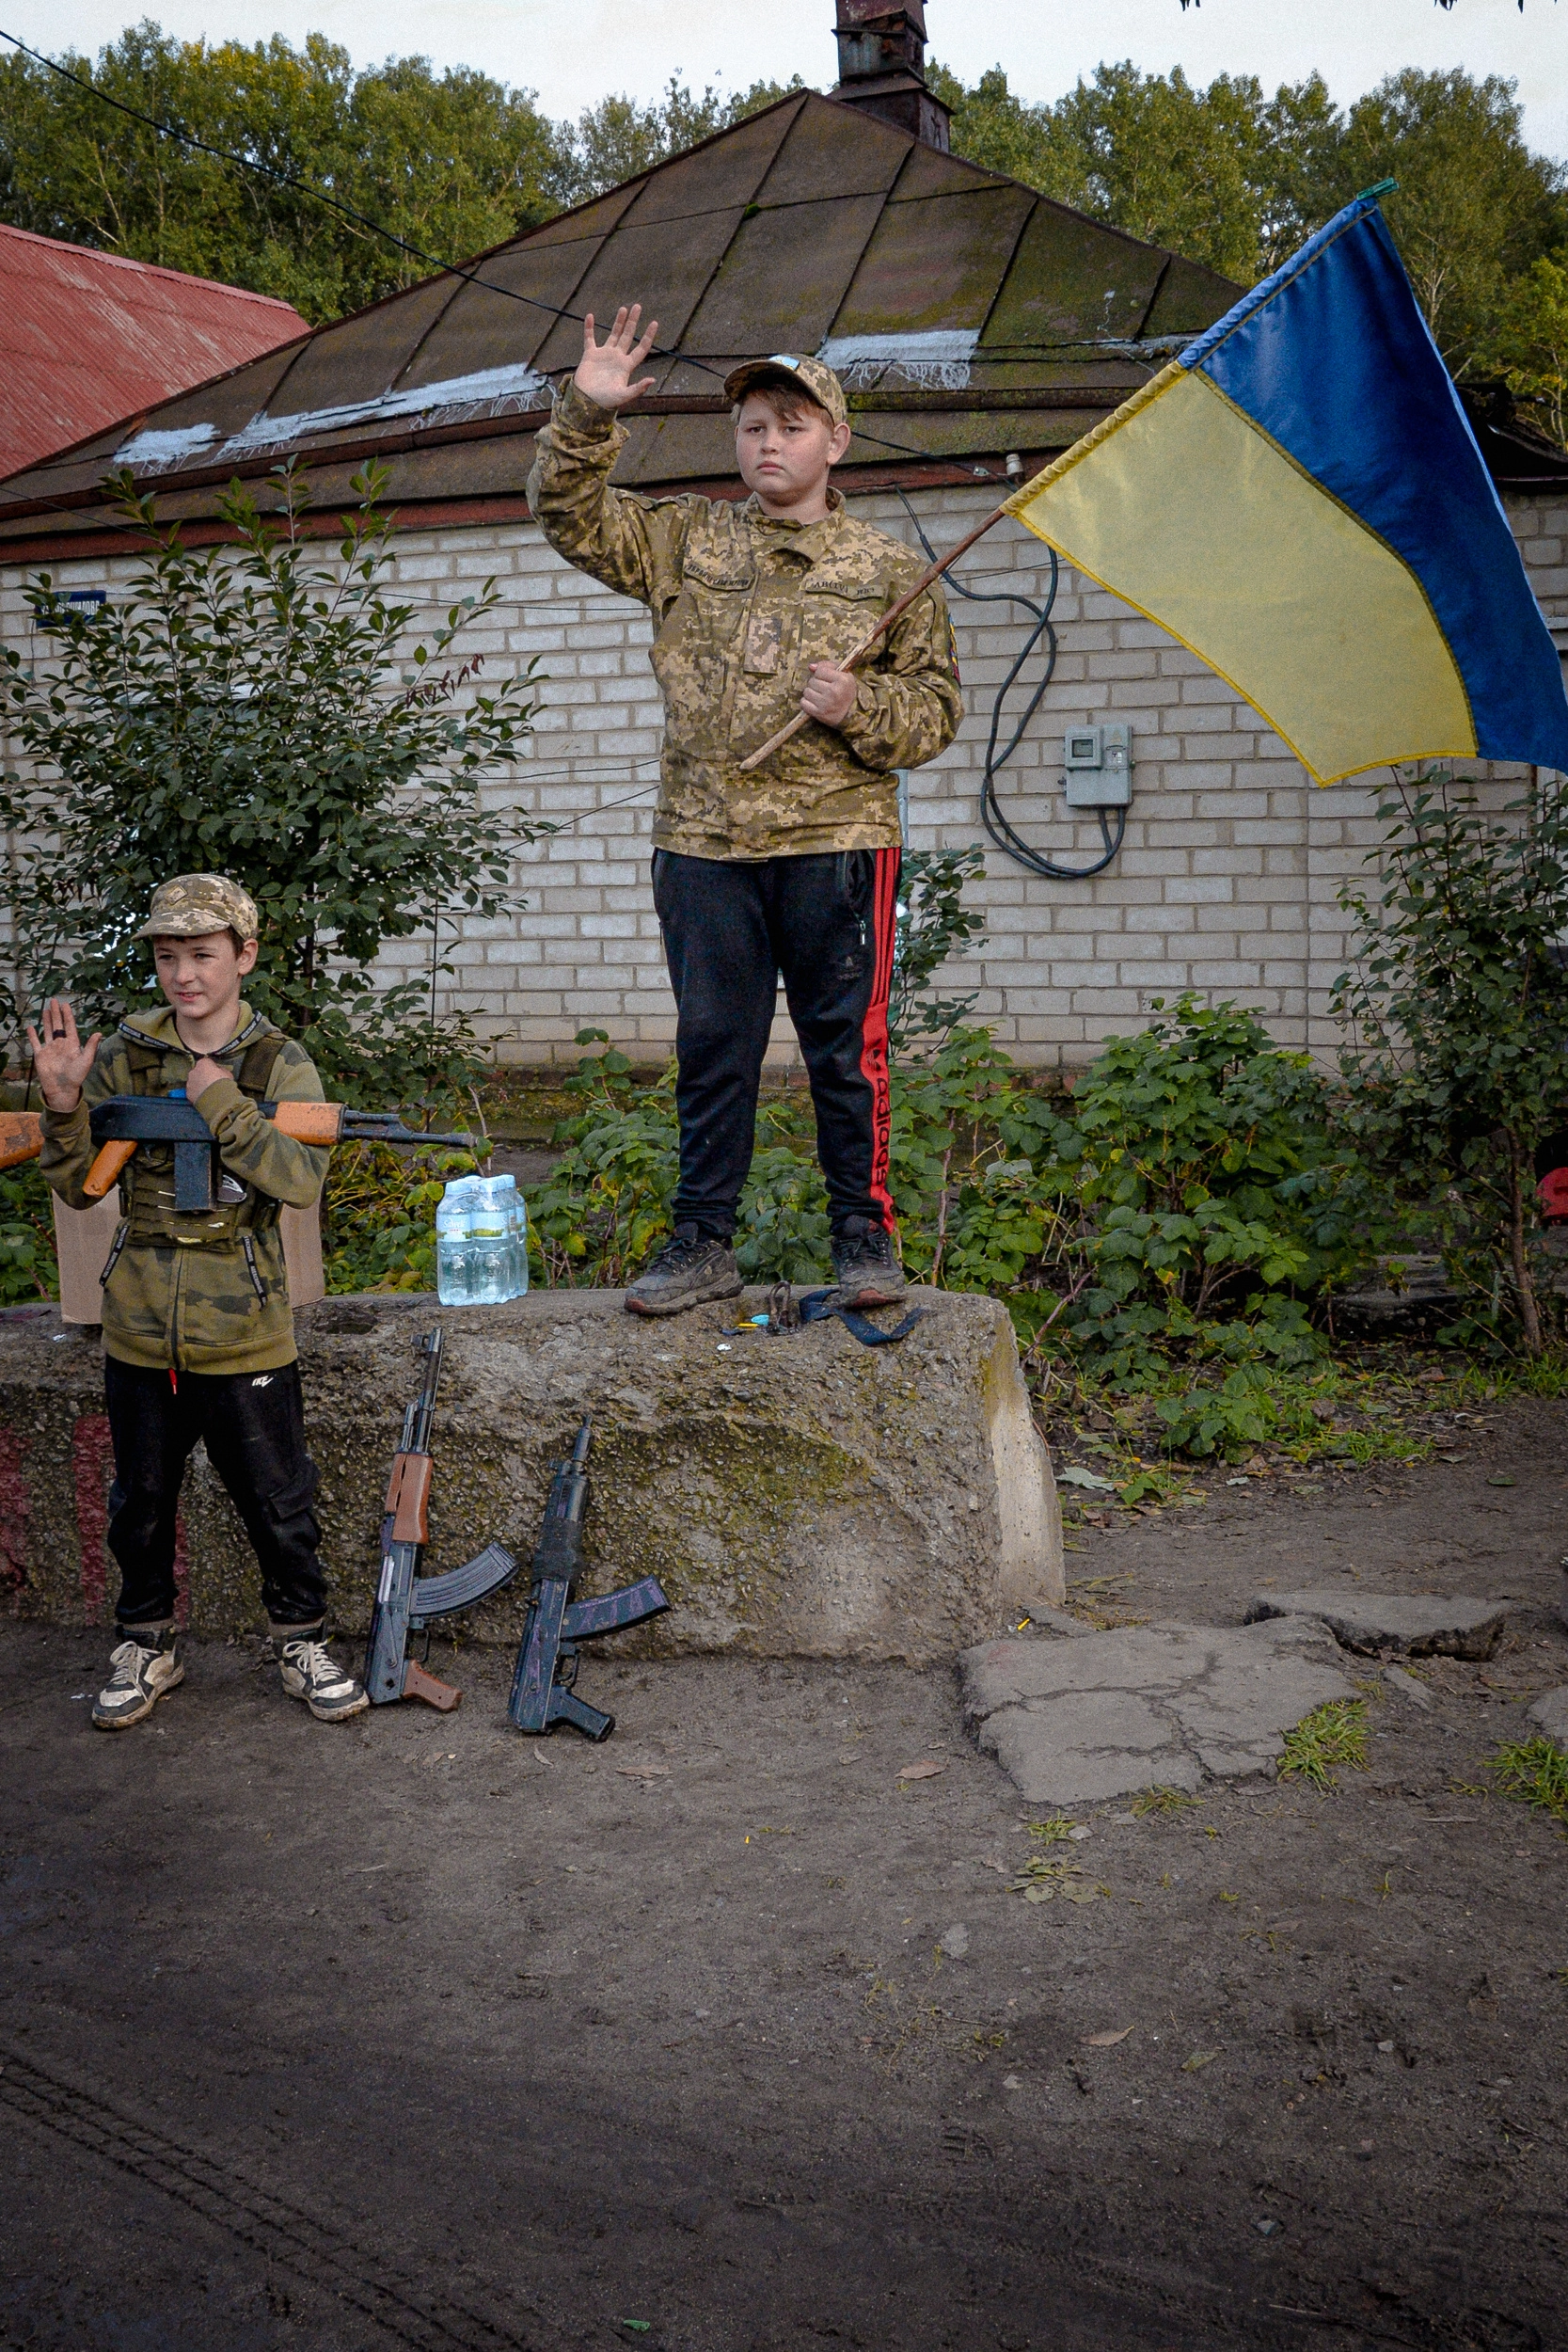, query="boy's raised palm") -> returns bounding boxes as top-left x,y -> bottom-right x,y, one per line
26,996 -> 102,1113
574,305 -> 659,412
